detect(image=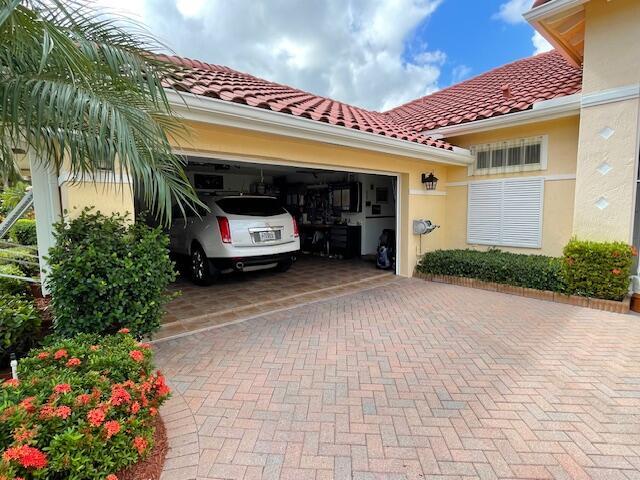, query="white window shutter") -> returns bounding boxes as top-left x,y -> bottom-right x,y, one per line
501,177 -> 544,248
467,181 -> 503,245
467,177 -> 544,248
